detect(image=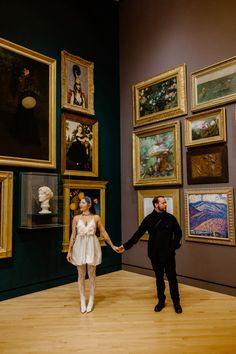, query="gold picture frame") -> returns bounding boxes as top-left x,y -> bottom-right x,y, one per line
138,188 -> 180,240
0,37 -> 56,168
0,171 -> 13,259
62,179 -> 107,252
133,120 -> 182,186
61,112 -> 98,177
184,187 -> 235,246
132,64 -> 187,127
61,50 -> 94,115
191,56 -> 236,112
184,107 -> 226,147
